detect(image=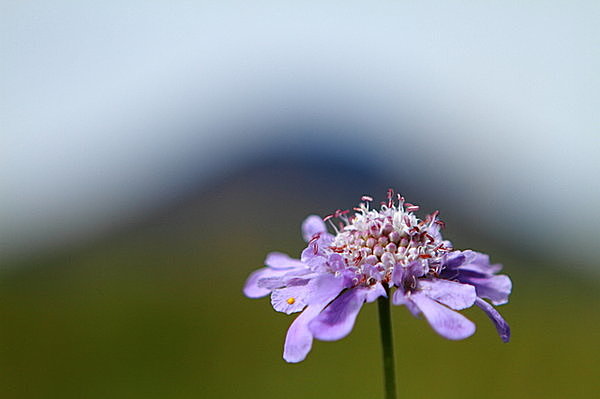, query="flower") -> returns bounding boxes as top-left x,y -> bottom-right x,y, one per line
244,190 -> 512,362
